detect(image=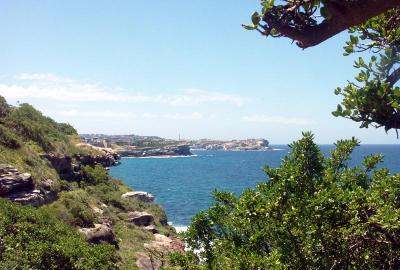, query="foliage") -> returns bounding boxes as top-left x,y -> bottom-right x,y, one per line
183,133 -> 400,269
242,1 -> 398,48
0,198 -> 118,270
81,165 -> 110,186
0,125 -> 21,149
44,190 -> 98,227
2,101 -> 77,152
333,10 -> 400,134
244,3 -> 400,135
0,95 -> 9,117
